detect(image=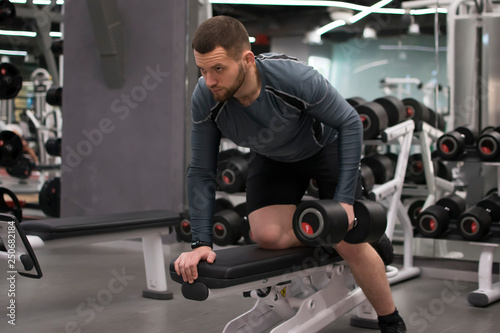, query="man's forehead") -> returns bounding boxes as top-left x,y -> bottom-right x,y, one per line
194,46 -> 233,66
